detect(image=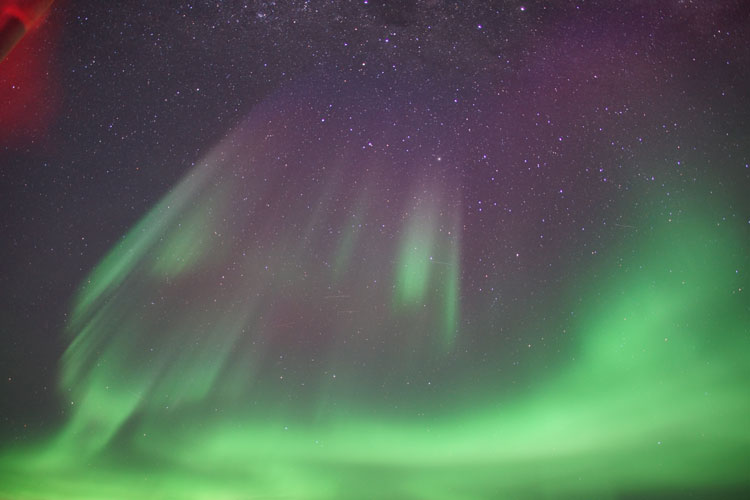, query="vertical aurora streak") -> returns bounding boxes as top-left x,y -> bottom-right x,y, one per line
441,243 -> 460,350
394,203 -> 439,306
